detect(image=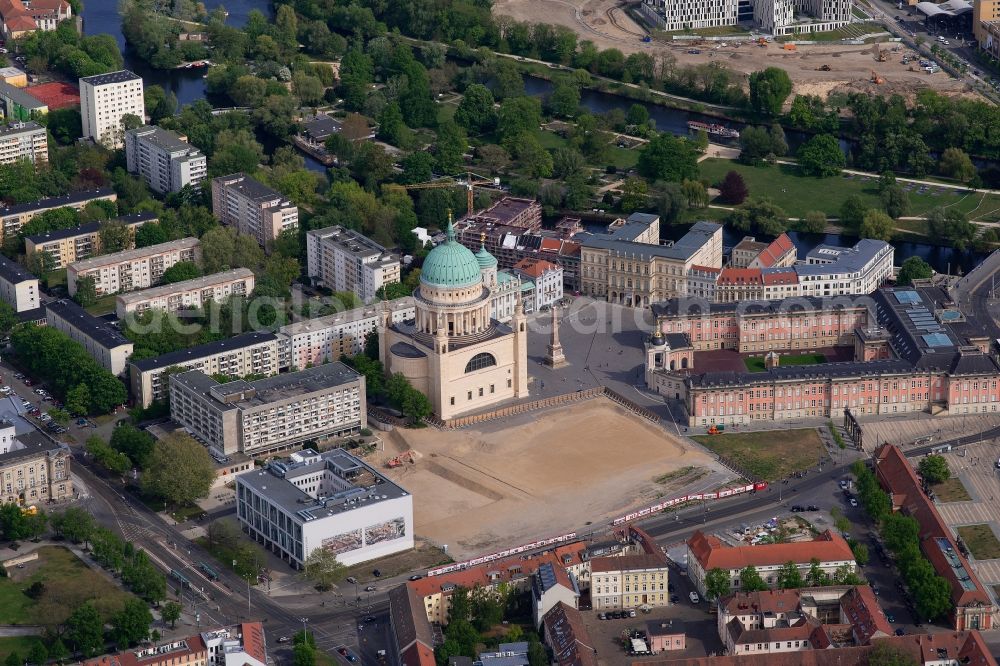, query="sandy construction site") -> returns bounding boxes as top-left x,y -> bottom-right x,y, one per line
495,0 -> 973,100
377,399 -> 725,558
